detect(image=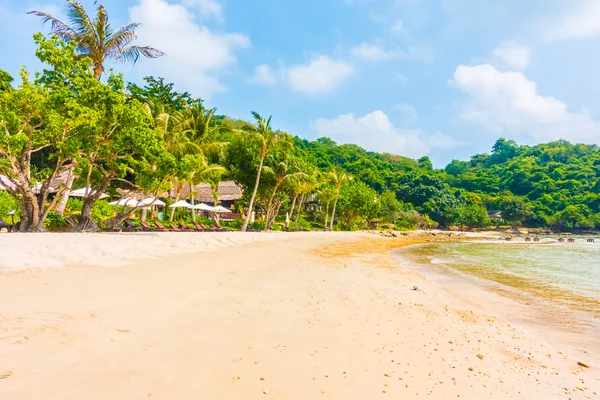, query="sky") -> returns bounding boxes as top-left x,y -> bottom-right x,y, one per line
1,0 -> 600,167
